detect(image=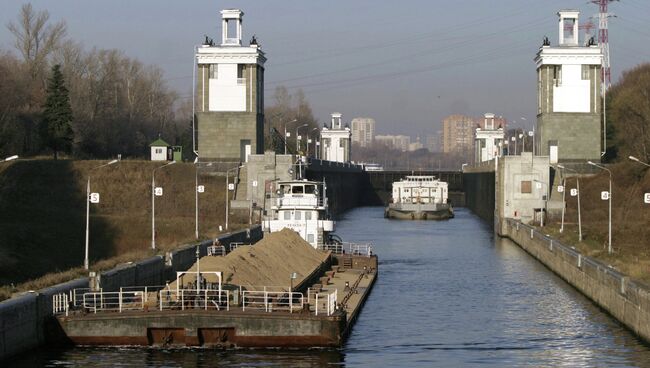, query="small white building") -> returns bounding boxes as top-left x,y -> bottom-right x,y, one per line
475,113 -> 504,163
320,113 -> 351,163
150,138 -> 170,161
